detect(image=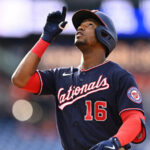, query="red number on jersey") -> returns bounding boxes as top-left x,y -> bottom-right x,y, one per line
95,101 -> 107,121
84,100 -> 93,120
84,100 -> 107,121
